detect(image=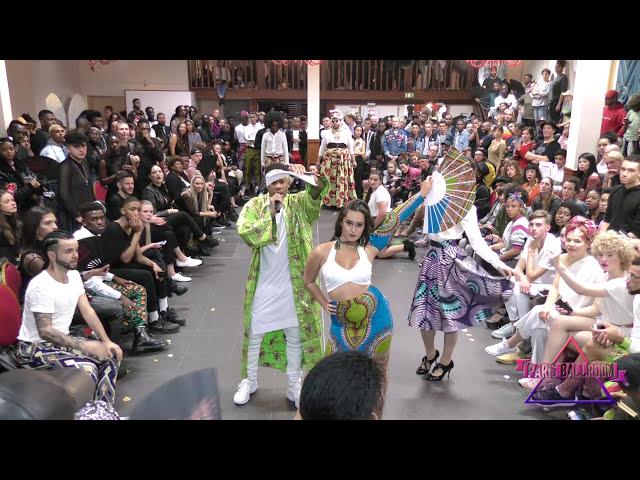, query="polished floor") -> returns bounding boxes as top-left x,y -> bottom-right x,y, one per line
114,209 -> 560,420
